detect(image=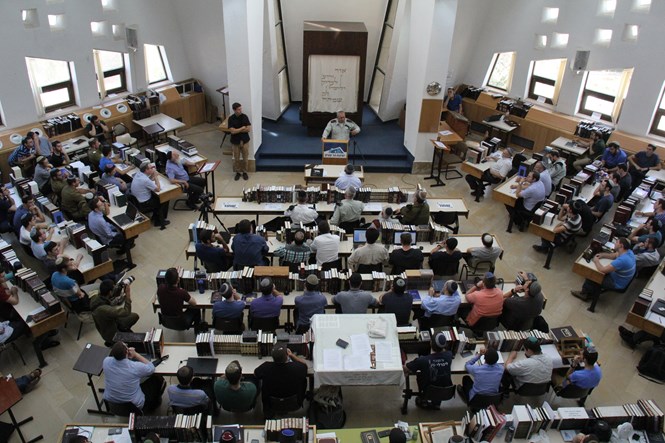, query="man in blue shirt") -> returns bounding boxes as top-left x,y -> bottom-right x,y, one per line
196,229 -> 230,272
600,142 -> 627,172
460,347 -> 503,403
100,163 -> 128,192
87,197 -> 133,254
571,237 -> 636,312
231,219 -> 268,268
8,136 -> 36,173
130,162 -> 170,230
405,332 -> 453,409
443,88 -> 464,114
552,347 -> 602,405
30,131 -> 52,157
419,280 -> 461,319
294,275 -> 327,333
591,180 -> 615,221
628,143 -> 661,185
250,278 -> 283,322
51,256 -> 91,313
99,145 -> 121,174
165,150 -> 207,210
510,170 -> 546,231
167,365 -> 212,412
212,283 -> 245,321
103,342 -> 165,412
